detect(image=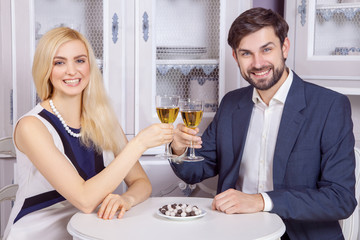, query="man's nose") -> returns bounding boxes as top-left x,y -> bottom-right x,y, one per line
252,53 -> 265,69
